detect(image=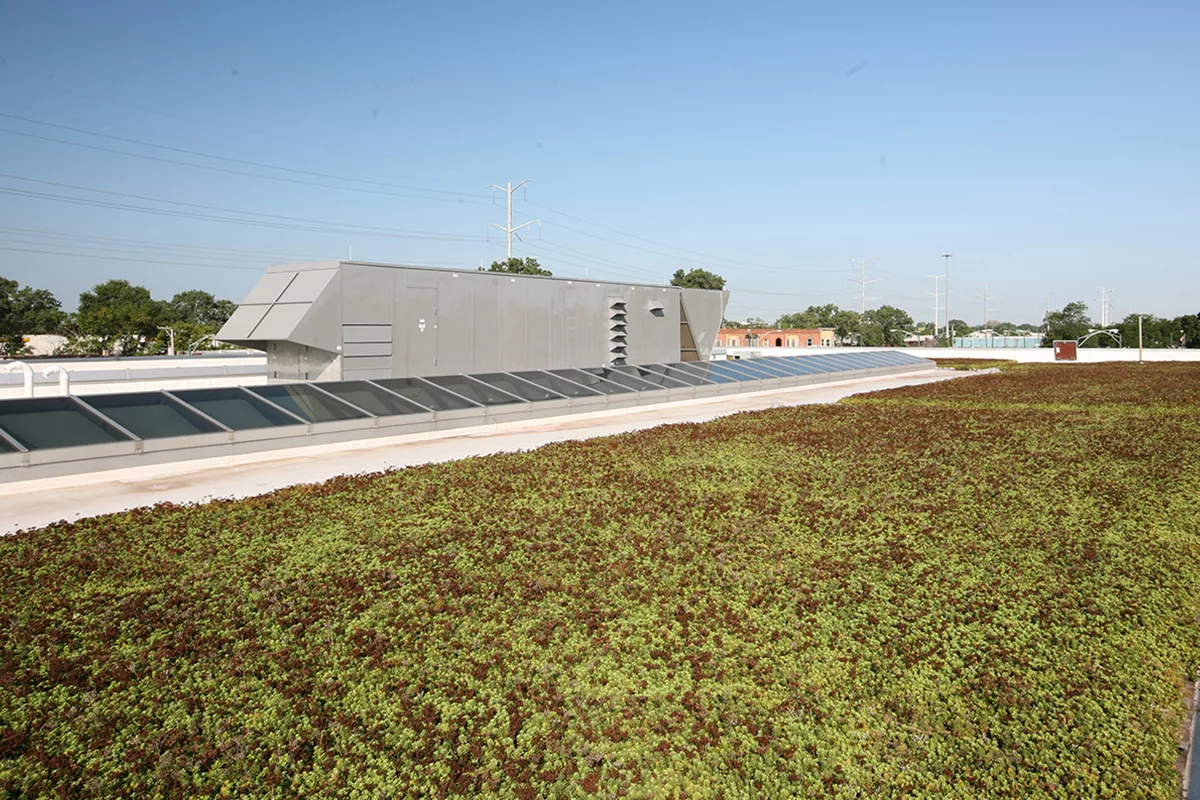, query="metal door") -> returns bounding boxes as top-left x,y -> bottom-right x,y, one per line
406,288 -> 439,375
